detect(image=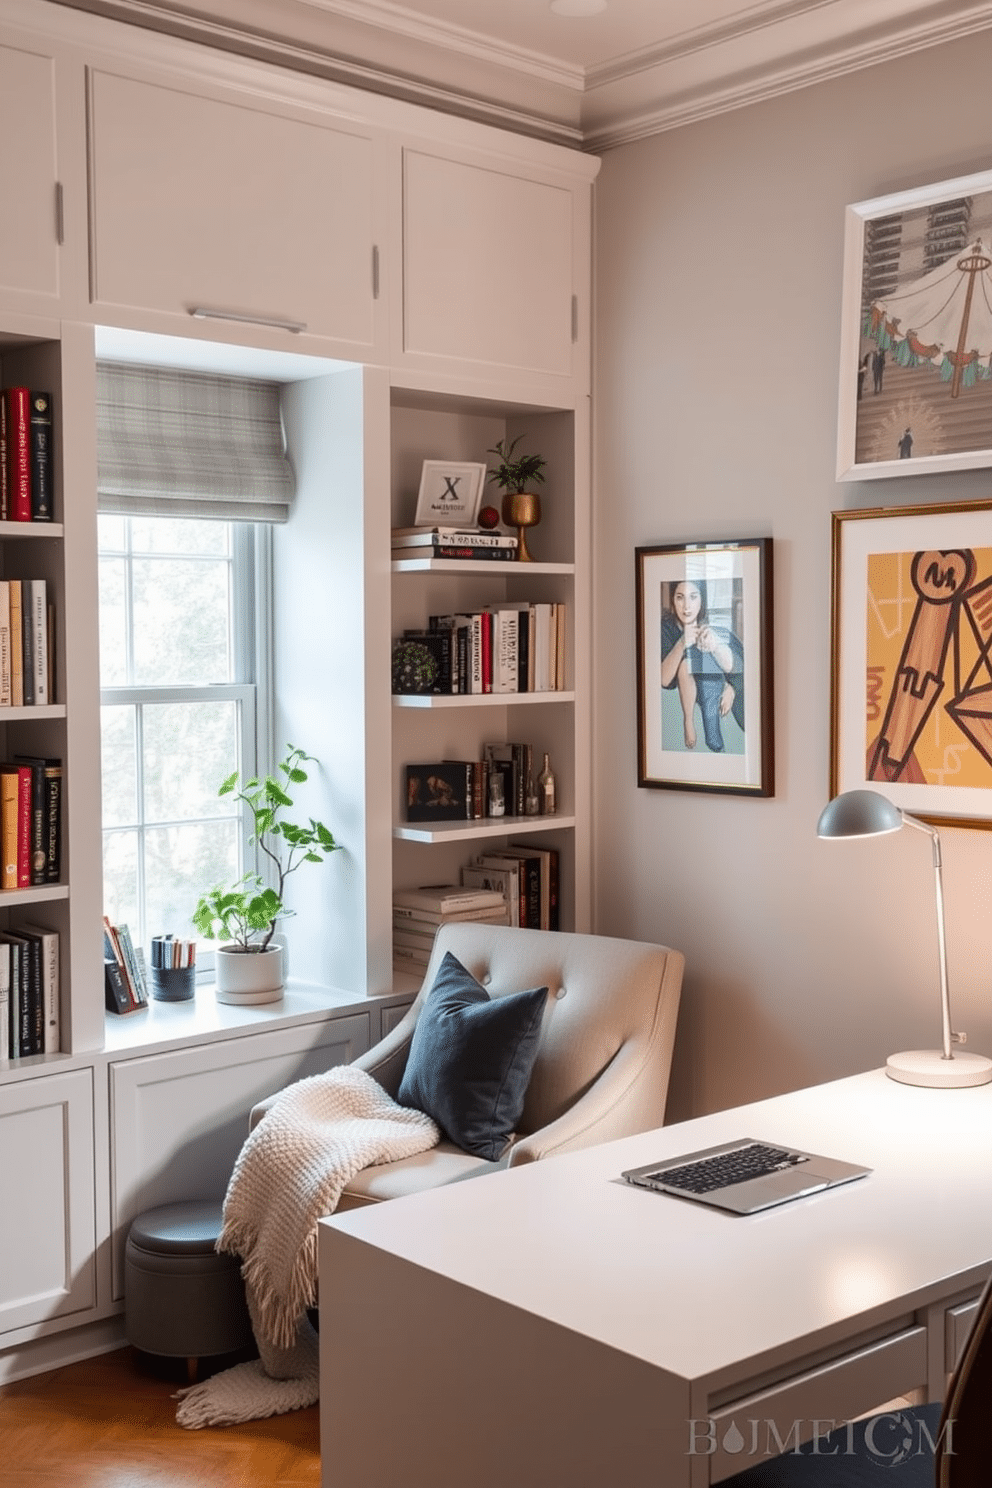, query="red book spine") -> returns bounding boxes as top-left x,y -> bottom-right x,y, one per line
0,392 -> 7,521
481,611 -> 492,694
16,766 -> 31,887
5,389 -> 31,522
